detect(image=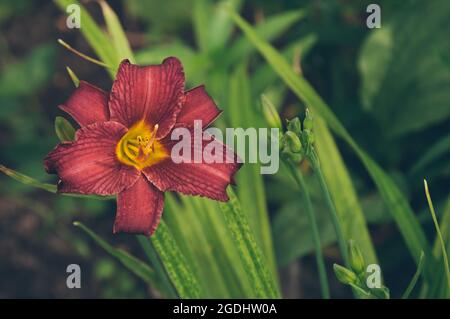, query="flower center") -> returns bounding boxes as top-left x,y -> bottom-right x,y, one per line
116,121 -> 168,170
